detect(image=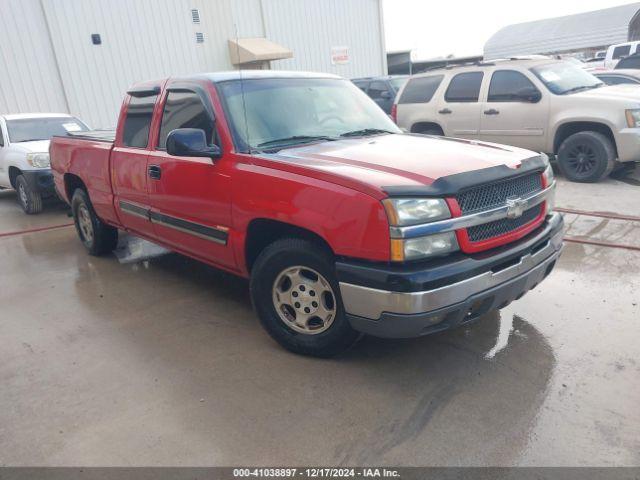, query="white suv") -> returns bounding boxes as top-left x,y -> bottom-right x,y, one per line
393,58 -> 640,182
